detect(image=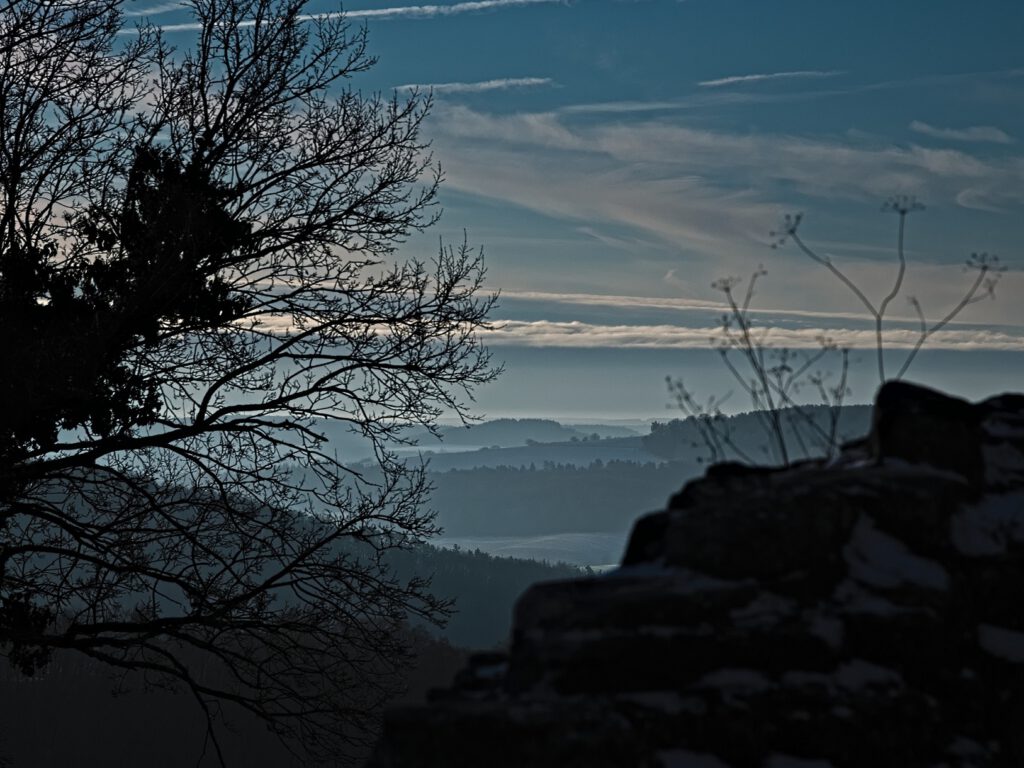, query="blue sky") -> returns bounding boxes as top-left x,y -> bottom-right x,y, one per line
130,0 -> 1024,417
